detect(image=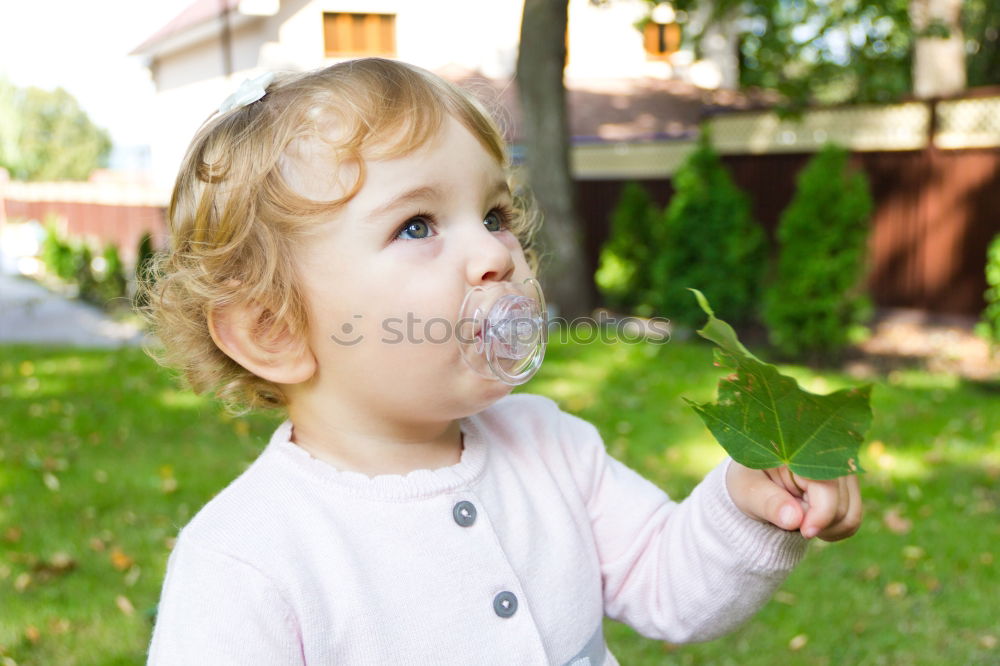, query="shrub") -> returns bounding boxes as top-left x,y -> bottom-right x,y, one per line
977,232 -> 1000,346
40,221 -> 77,282
595,182 -> 661,313
75,244 -> 100,304
95,243 -> 128,308
649,132 -> 766,328
763,144 -> 873,360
